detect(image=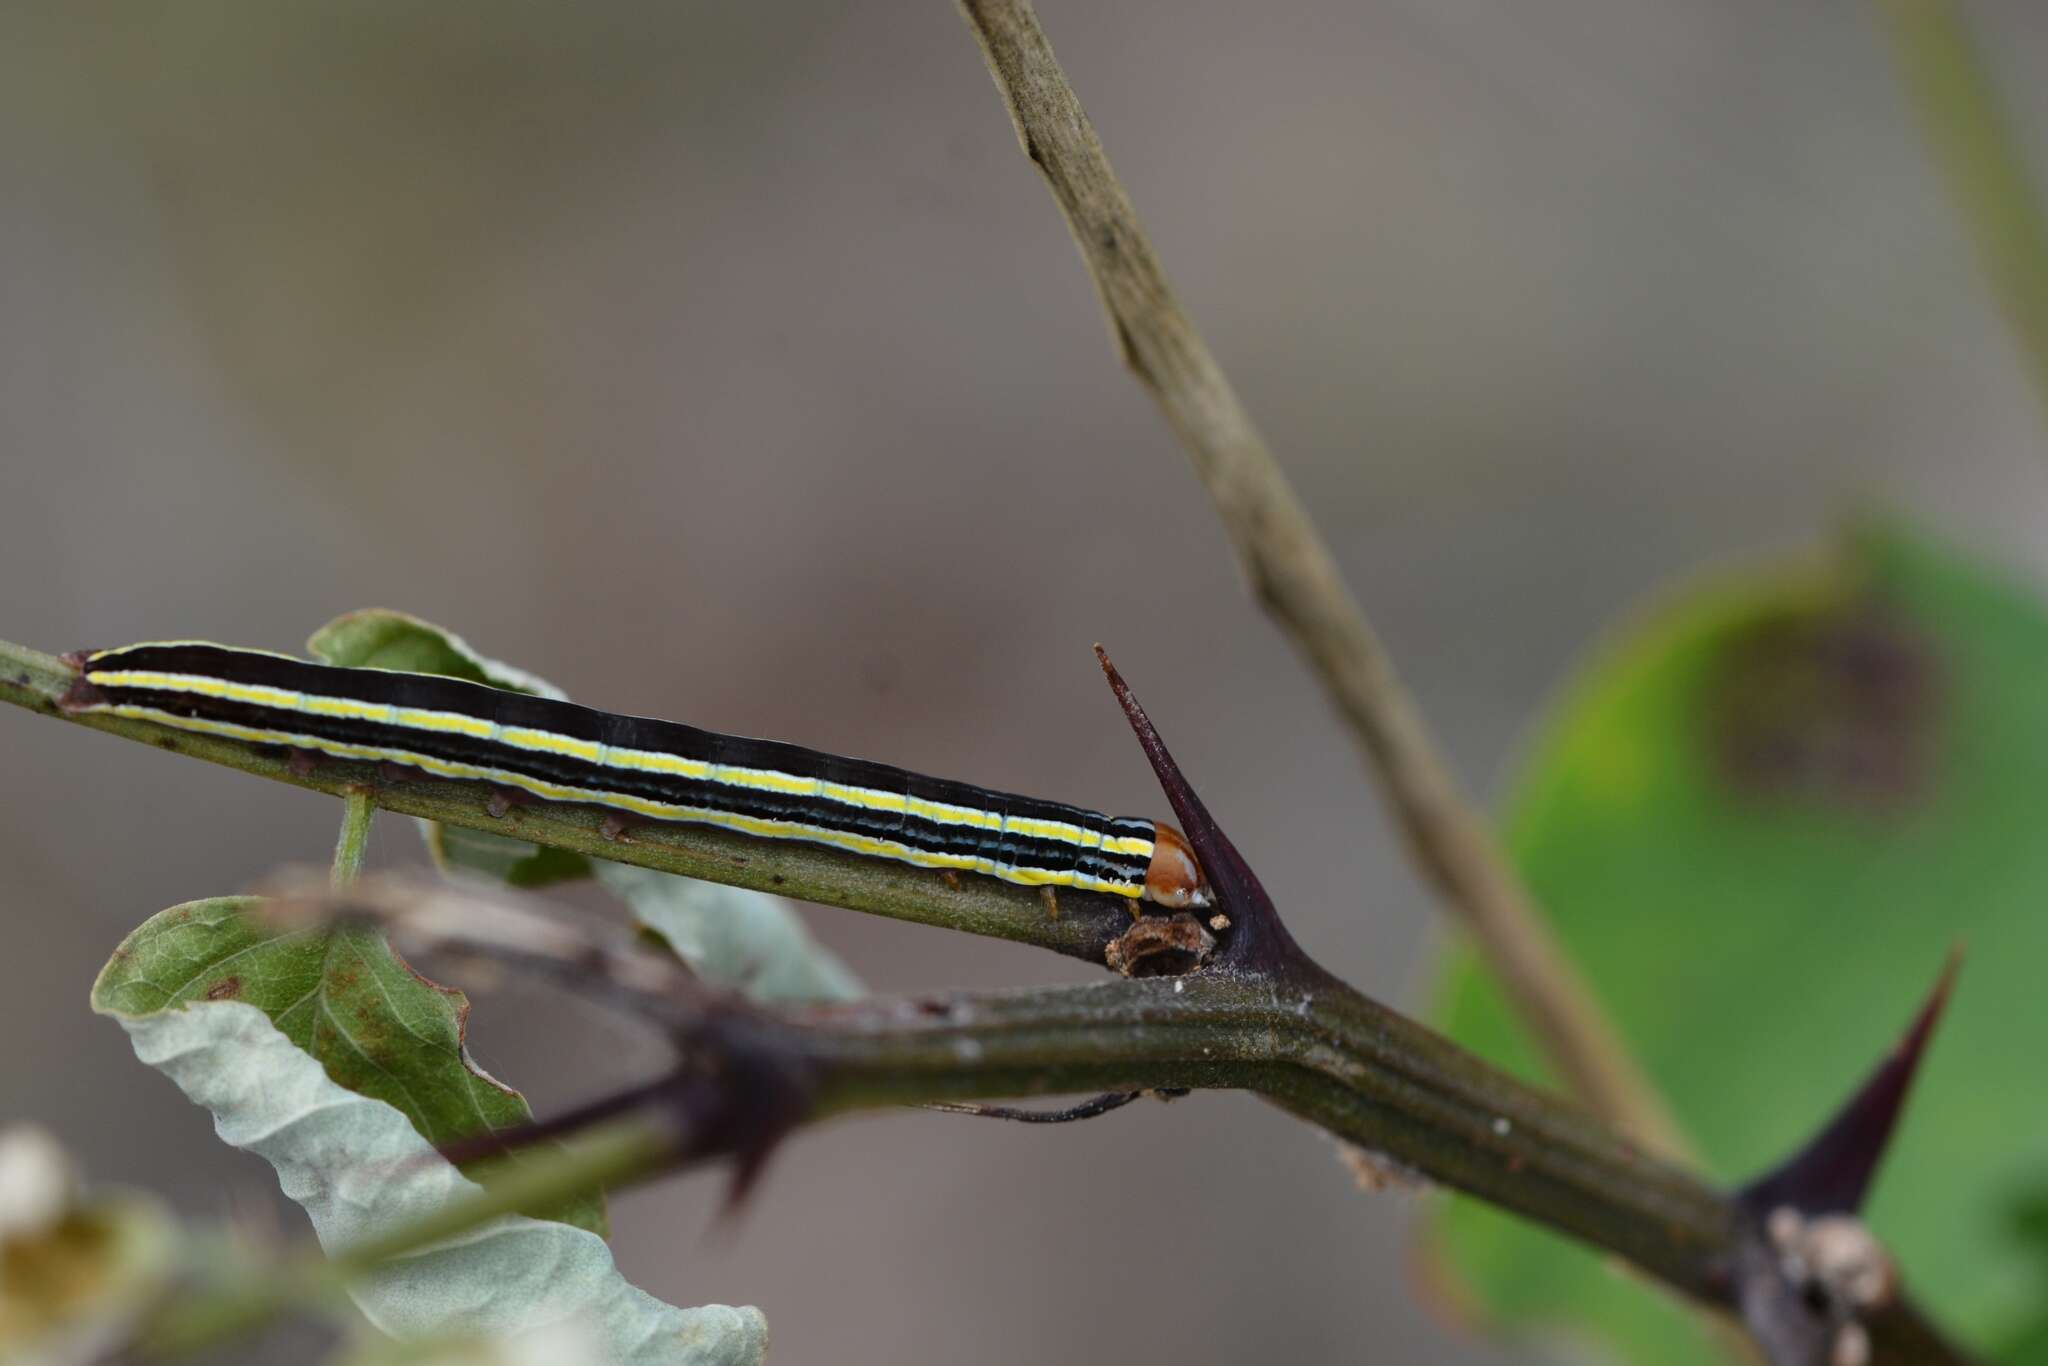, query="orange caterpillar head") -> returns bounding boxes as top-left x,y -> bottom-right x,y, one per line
1142,820 -> 1211,909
